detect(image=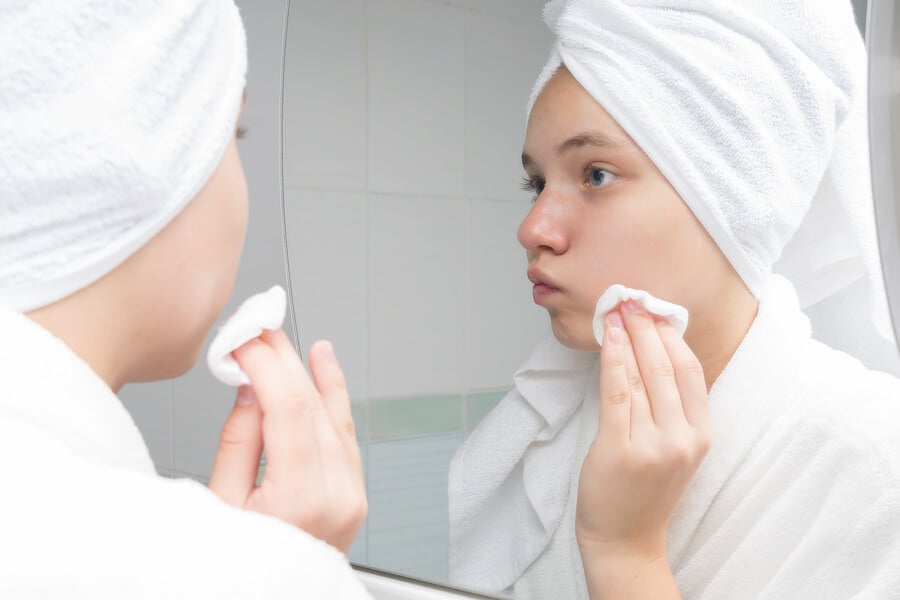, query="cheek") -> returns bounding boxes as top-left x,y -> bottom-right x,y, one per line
574,206 -> 647,293
575,190 -> 698,299
622,193 -> 720,304
186,147 -> 249,348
